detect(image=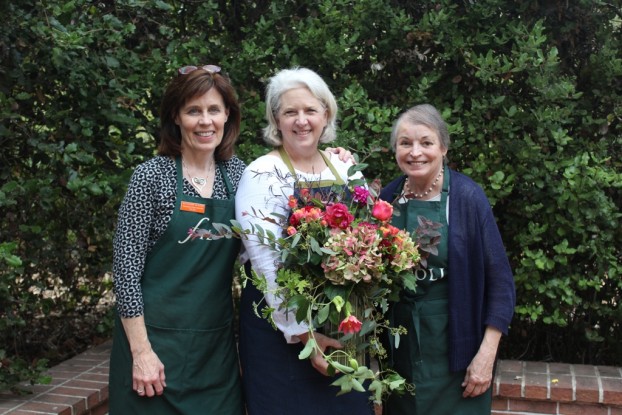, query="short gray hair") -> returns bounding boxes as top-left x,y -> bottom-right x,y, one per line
263,67 -> 338,146
390,104 -> 450,151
